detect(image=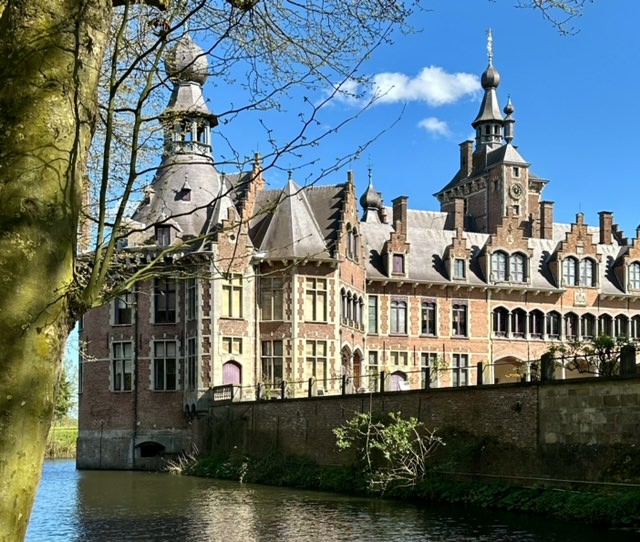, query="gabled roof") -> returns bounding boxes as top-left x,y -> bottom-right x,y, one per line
254,180 -> 332,260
